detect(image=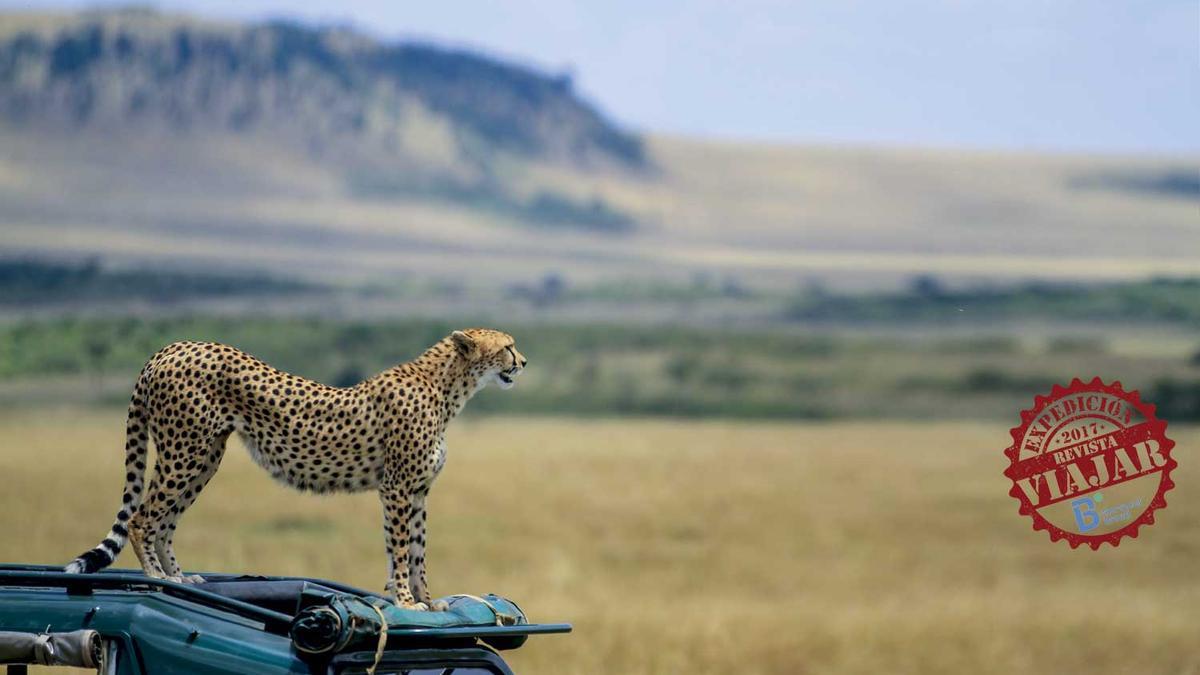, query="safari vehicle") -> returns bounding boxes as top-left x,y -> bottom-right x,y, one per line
0,564 -> 569,674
